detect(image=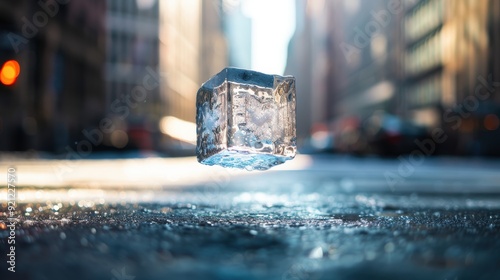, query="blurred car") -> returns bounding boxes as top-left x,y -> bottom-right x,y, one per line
363,111 -> 429,156
302,123 -> 335,153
